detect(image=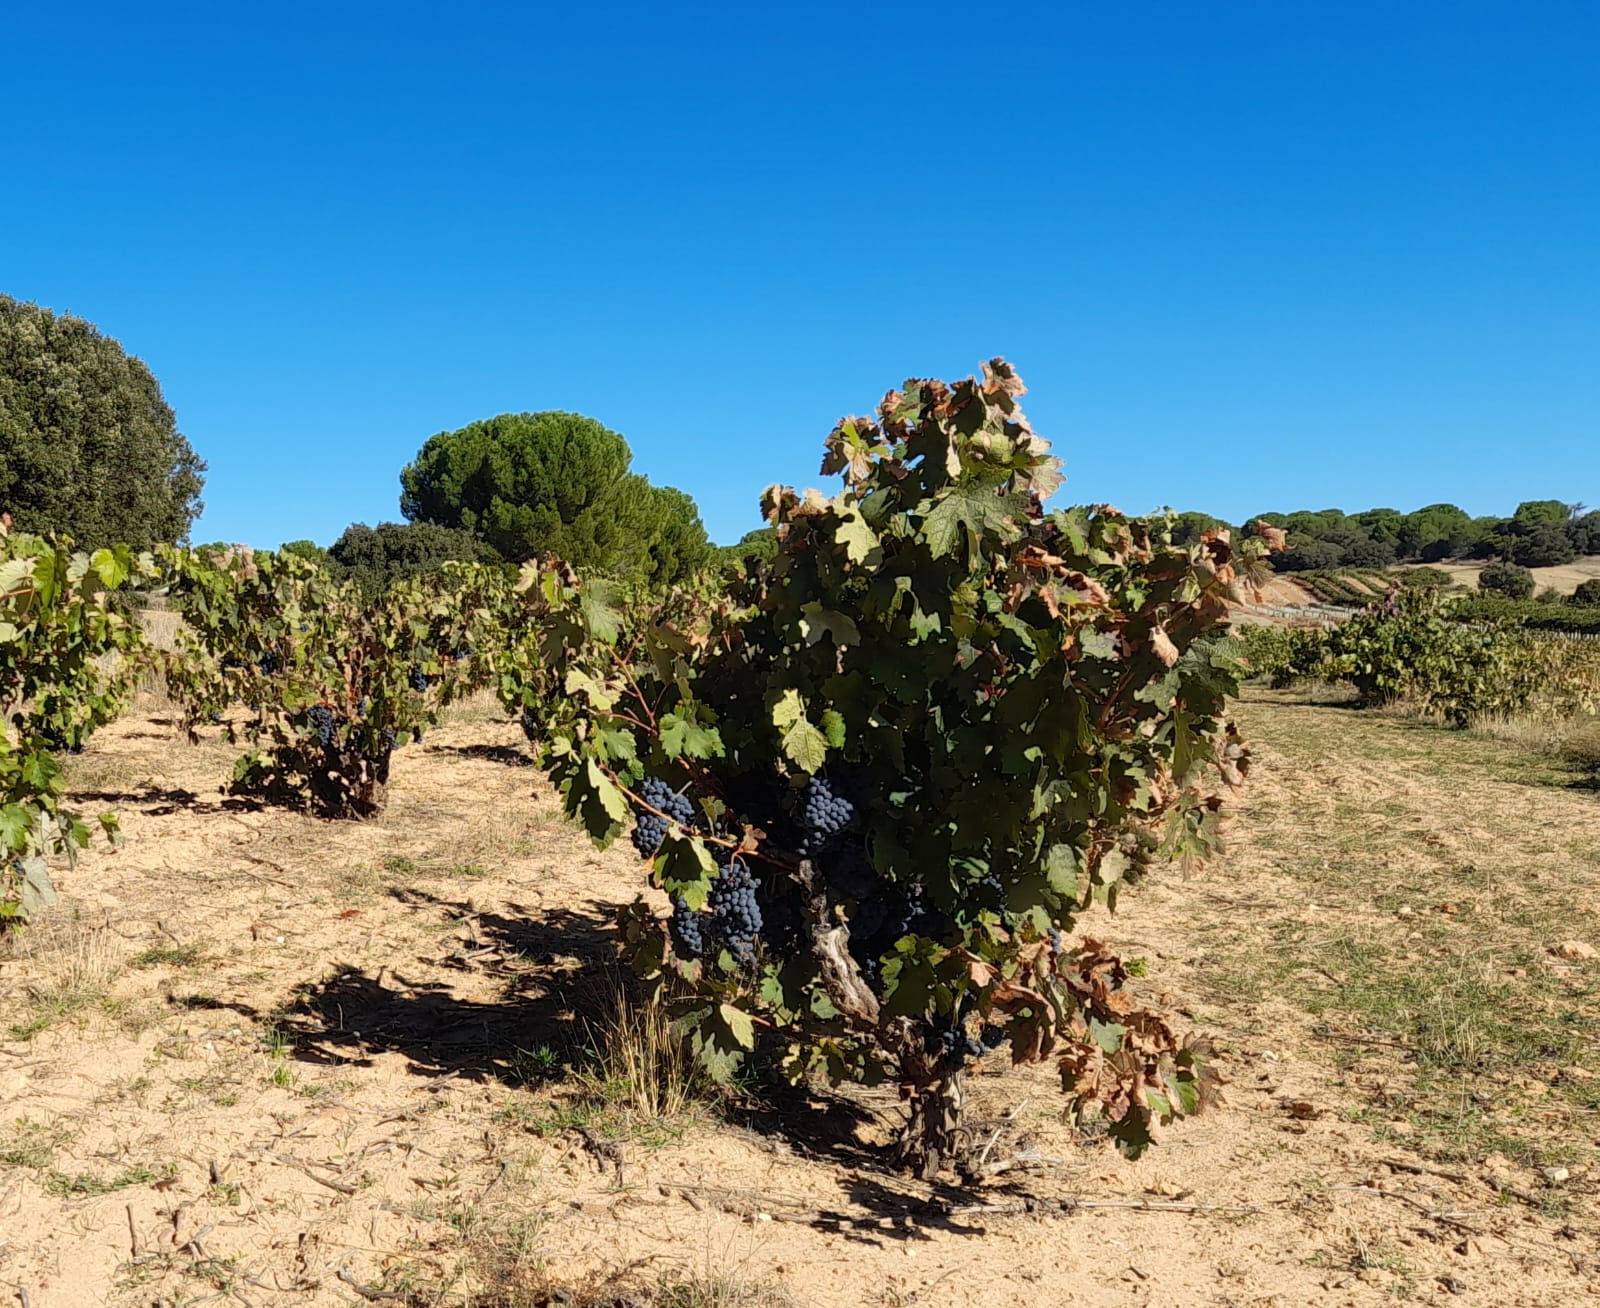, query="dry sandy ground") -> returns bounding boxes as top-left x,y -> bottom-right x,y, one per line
1433,558 -> 1600,597
0,702 -> 1595,1307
